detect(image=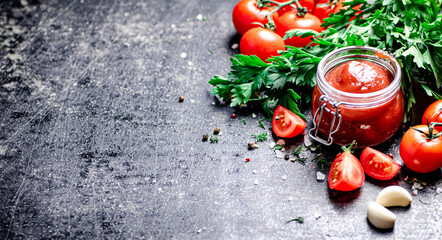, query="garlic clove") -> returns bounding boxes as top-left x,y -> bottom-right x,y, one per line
367,202 -> 396,229
376,186 -> 412,207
